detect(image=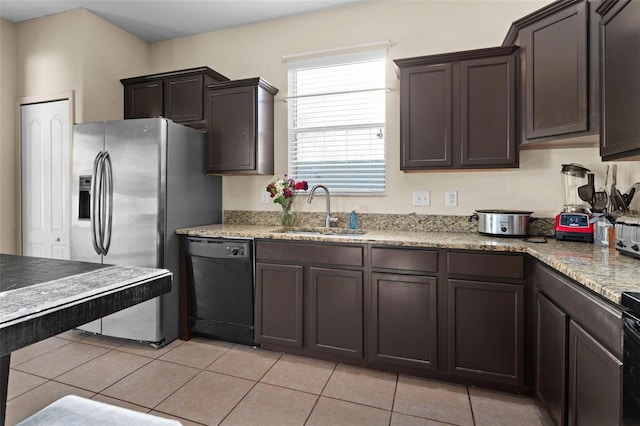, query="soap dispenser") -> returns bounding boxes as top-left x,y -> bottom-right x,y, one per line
349,210 -> 358,230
